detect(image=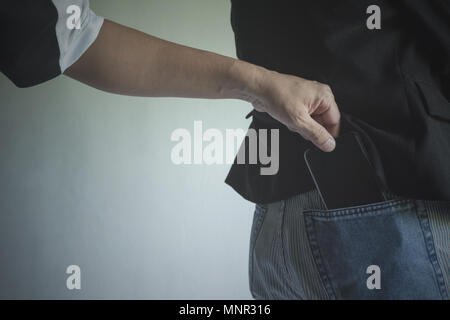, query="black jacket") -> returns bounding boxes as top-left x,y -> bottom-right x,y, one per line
225,0 -> 450,203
